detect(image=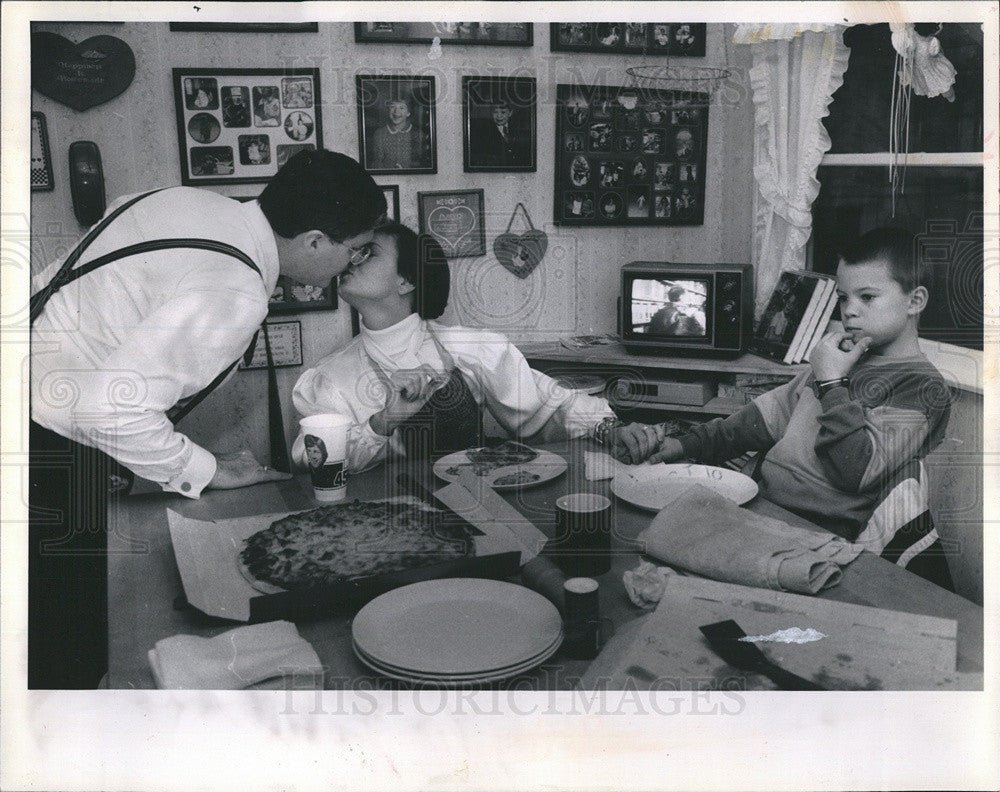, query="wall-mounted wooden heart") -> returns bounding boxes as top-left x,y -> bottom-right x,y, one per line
493,229 -> 548,279
32,32 -> 136,112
